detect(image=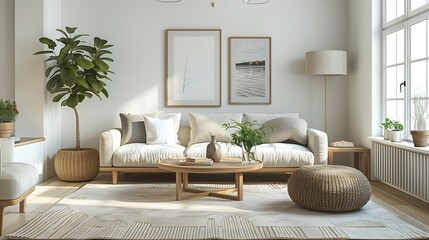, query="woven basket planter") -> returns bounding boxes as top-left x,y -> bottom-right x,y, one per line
54,148 -> 100,182
0,122 -> 14,137
288,165 -> 371,212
